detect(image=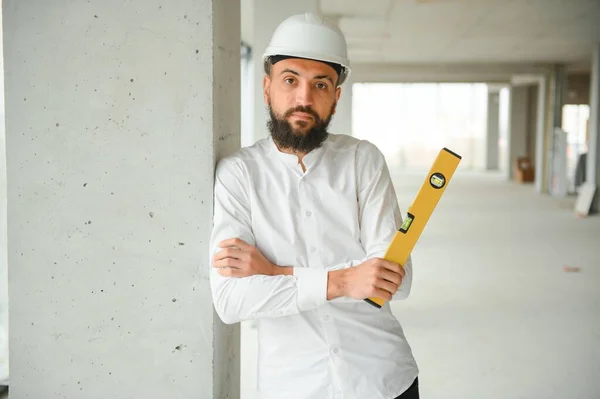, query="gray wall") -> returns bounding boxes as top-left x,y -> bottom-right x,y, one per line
3,0 -> 240,397
0,2 -> 8,385
527,85 -> 539,164
486,89 -> 500,170
508,86 -> 530,179
566,73 -> 591,105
